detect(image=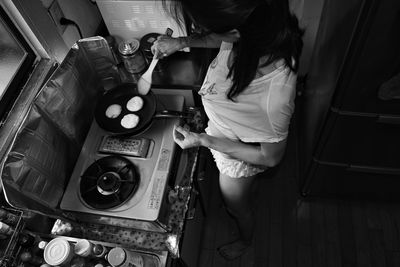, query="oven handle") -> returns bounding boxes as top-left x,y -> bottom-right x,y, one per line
154,110 -> 193,119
